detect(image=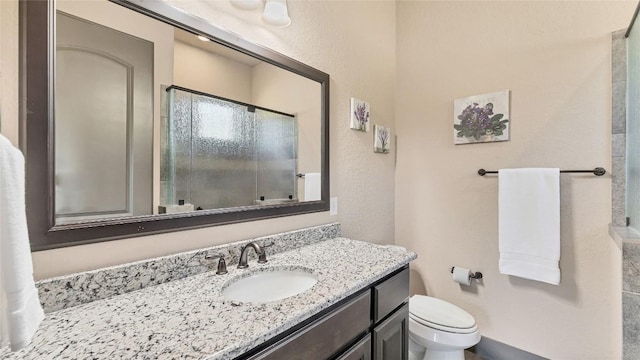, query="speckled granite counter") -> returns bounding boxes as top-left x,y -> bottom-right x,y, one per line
37,223 -> 341,313
1,238 -> 416,360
